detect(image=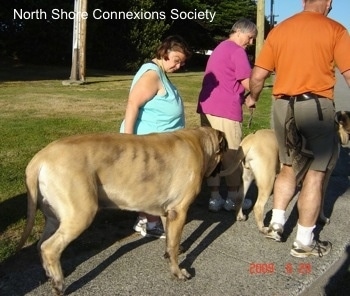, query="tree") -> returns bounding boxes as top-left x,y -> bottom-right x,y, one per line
1,0 -> 73,65
85,0 -> 169,70
206,0 -> 257,40
0,0 -> 265,71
